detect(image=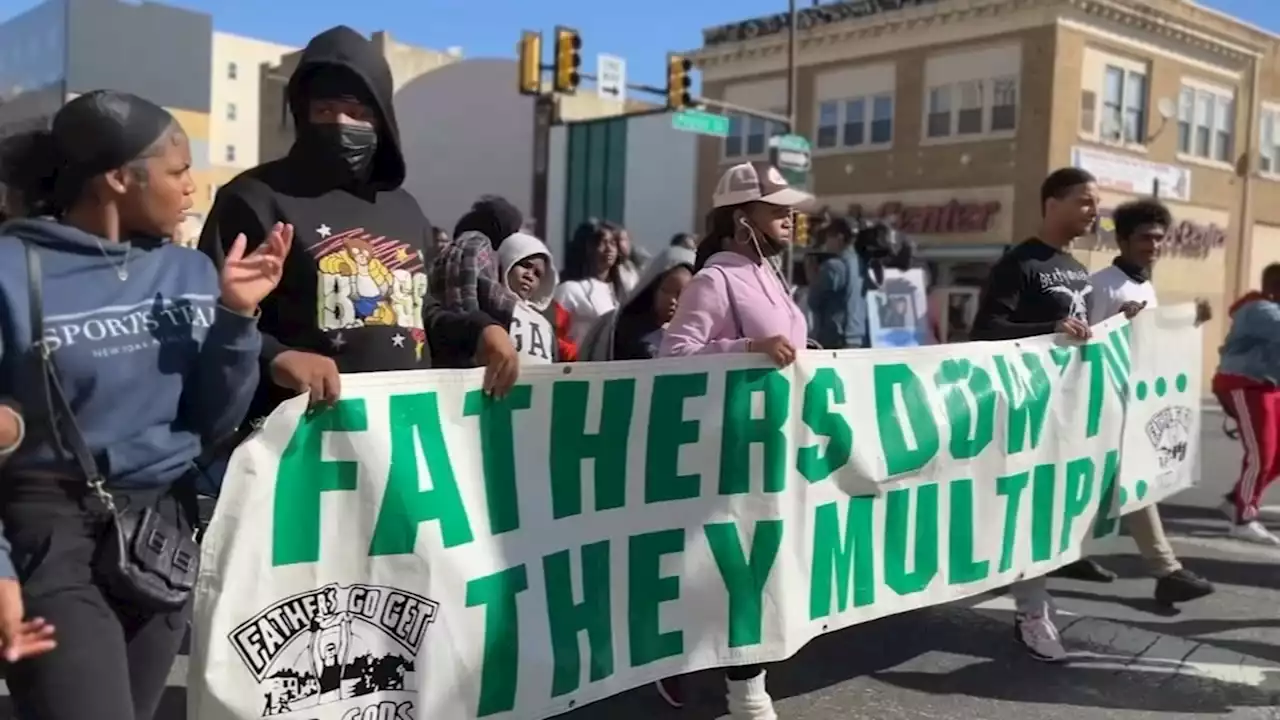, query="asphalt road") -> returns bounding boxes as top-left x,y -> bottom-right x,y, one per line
4,408 -> 1279,720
